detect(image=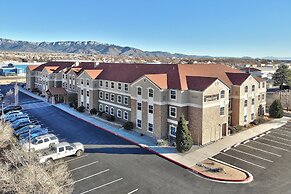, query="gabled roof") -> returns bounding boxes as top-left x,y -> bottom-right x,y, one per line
33,61 -> 75,72
43,66 -> 59,74
27,65 -> 39,71
83,69 -> 103,79
226,72 -> 250,85
145,74 -> 168,89
46,87 -> 67,96
240,67 -> 261,72
186,76 -> 218,91
254,76 -> 267,82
